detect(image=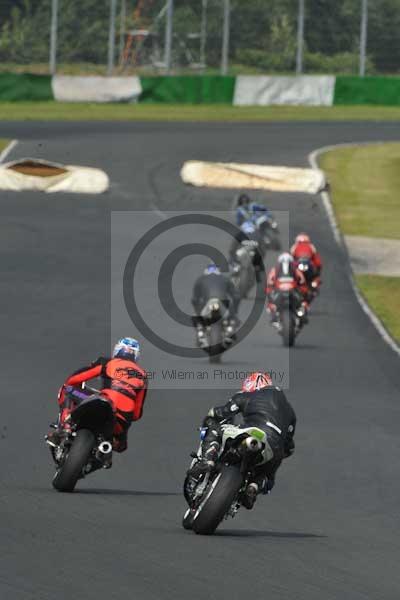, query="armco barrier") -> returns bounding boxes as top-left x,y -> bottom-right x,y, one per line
334,76 -> 400,106
139,75 -> 235,104
0,73 -> 53,101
